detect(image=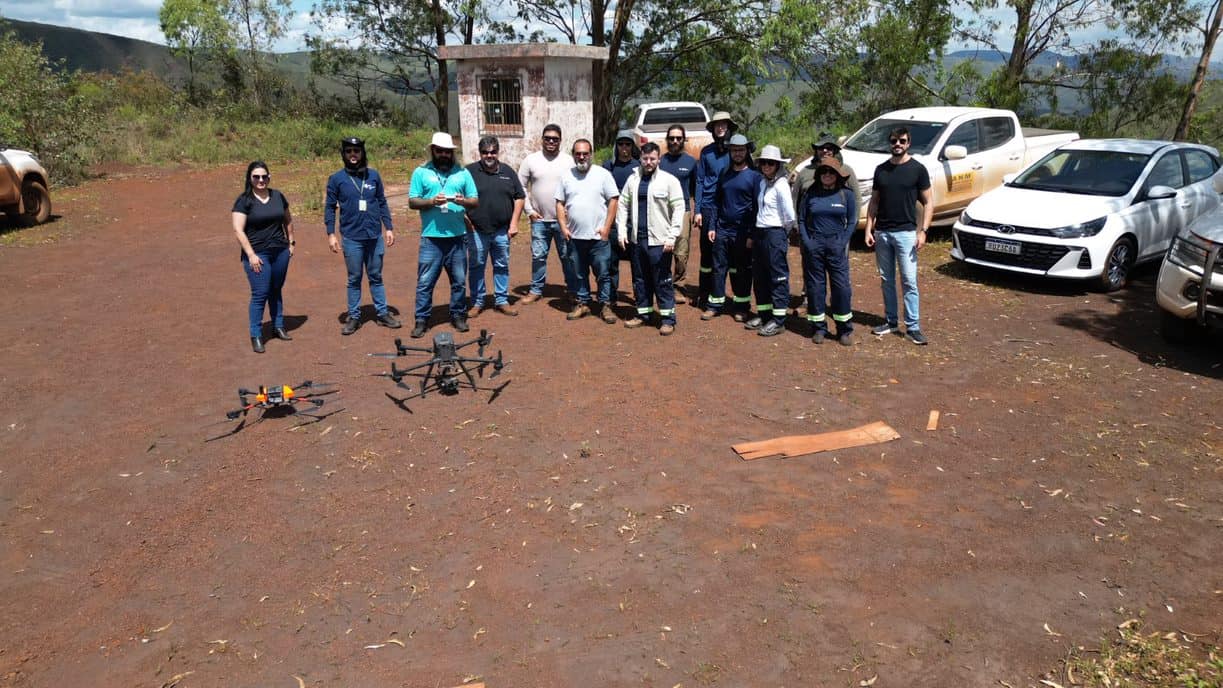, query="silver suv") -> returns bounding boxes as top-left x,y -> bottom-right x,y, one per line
0,146 -> 52,226
1155,175 -> 1223,343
